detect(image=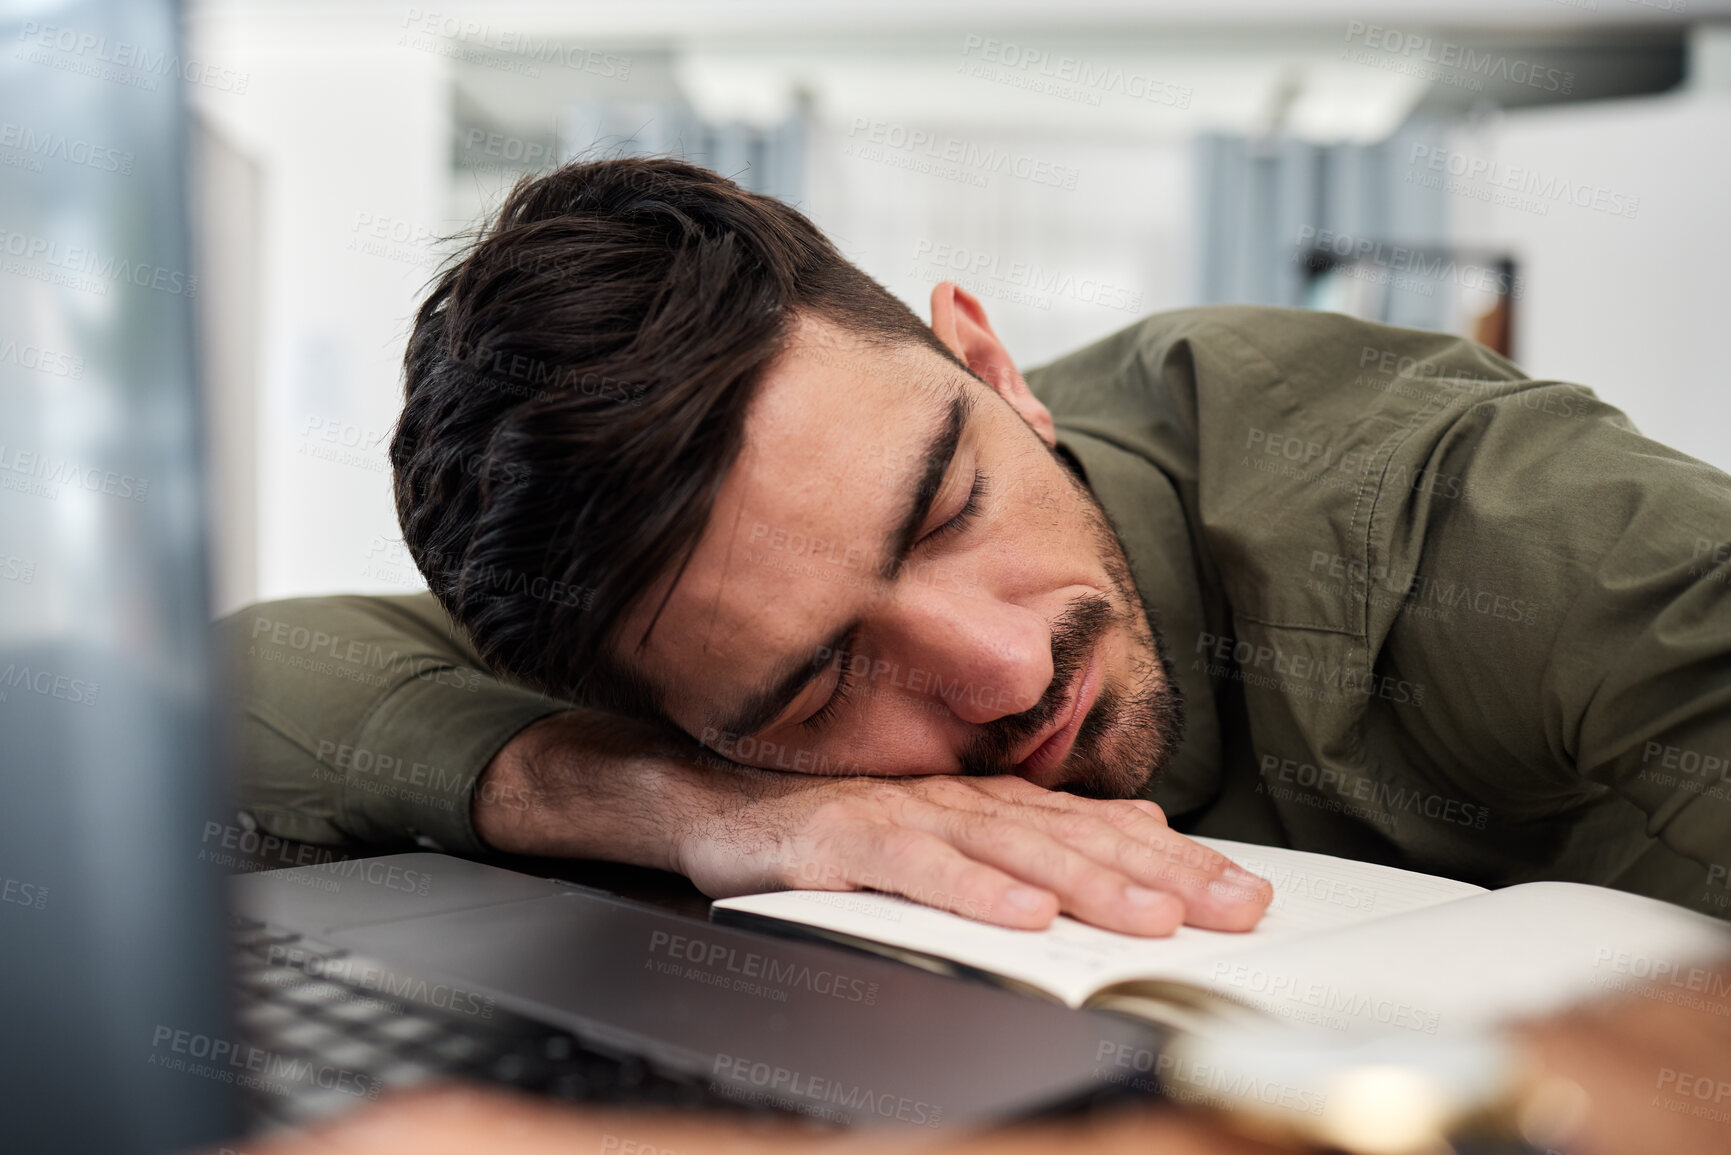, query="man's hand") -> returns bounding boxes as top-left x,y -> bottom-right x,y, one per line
475,712 -> 1272,936
677,772 -> 1270,935
1513,959 -> 1731,1155
223,1083 -> 1288,1155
